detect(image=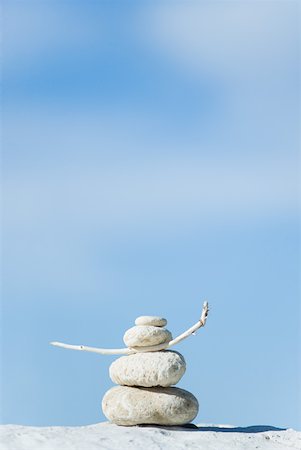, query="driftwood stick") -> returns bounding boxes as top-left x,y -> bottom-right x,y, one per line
50,301 -> 209,356
167,300 -> 209,346
50,342 -> 132,355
